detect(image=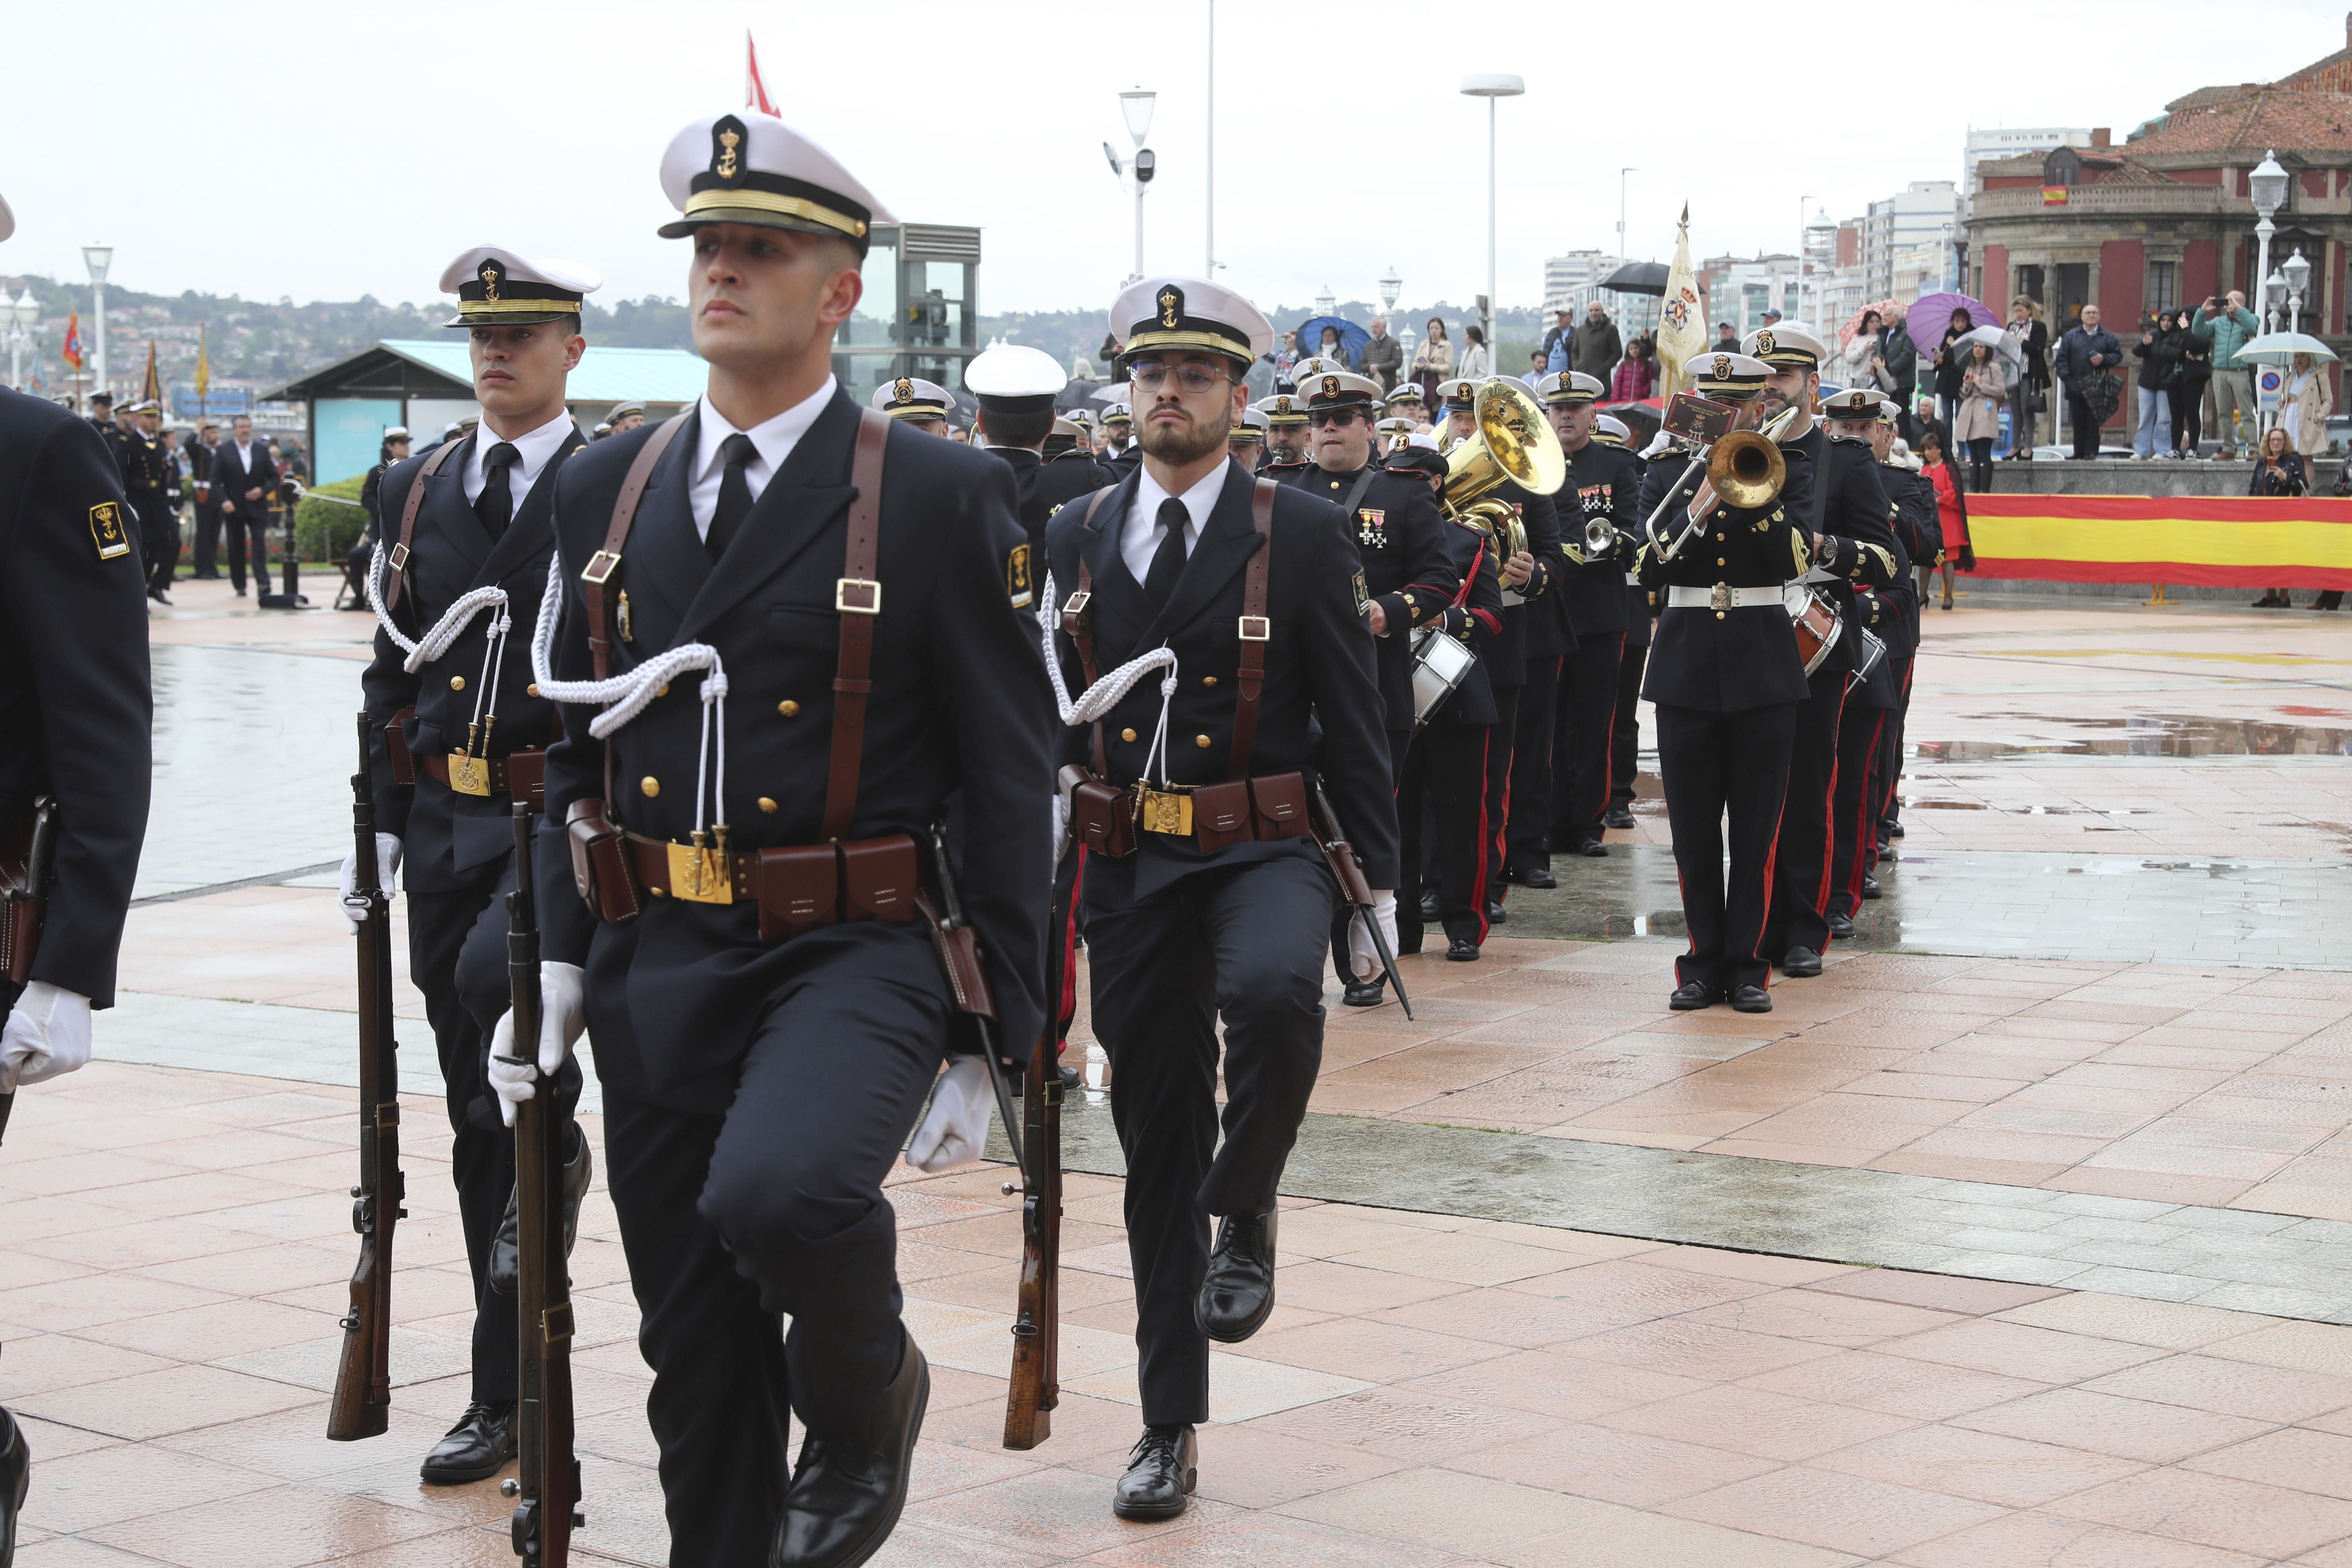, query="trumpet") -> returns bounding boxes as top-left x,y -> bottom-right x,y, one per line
1641,398 -> 1804,563
1561,513 -> 1627,568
